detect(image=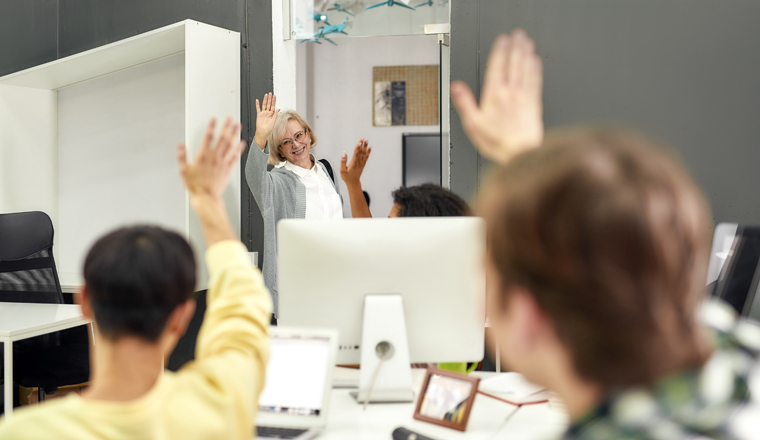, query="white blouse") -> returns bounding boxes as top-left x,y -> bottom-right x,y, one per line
280,157 -> 343,219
